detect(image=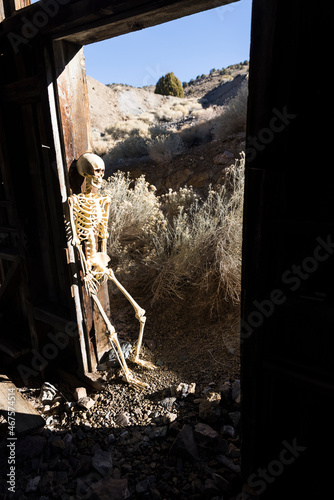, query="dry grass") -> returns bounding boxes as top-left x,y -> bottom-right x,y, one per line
213,79 -> 248,139
101,153 -> 245,316
147,133 -> 184,166
97,81 -> 247,164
